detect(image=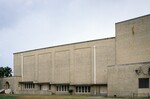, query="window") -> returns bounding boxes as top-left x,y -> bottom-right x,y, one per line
62,86 -> 64,91
76,86 -> 91,93
64,85 -> 66,91
39,85 -> 41,90
79,86 -> 81,92
85,86 -> 87,92
49,84 -> 51,90
88,86 -> 90,92
56,86 -> 59,91
56,85 -> 69,92
24,83 -> 35,89
82,86 -> 84,92
139,78 -> 149,88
